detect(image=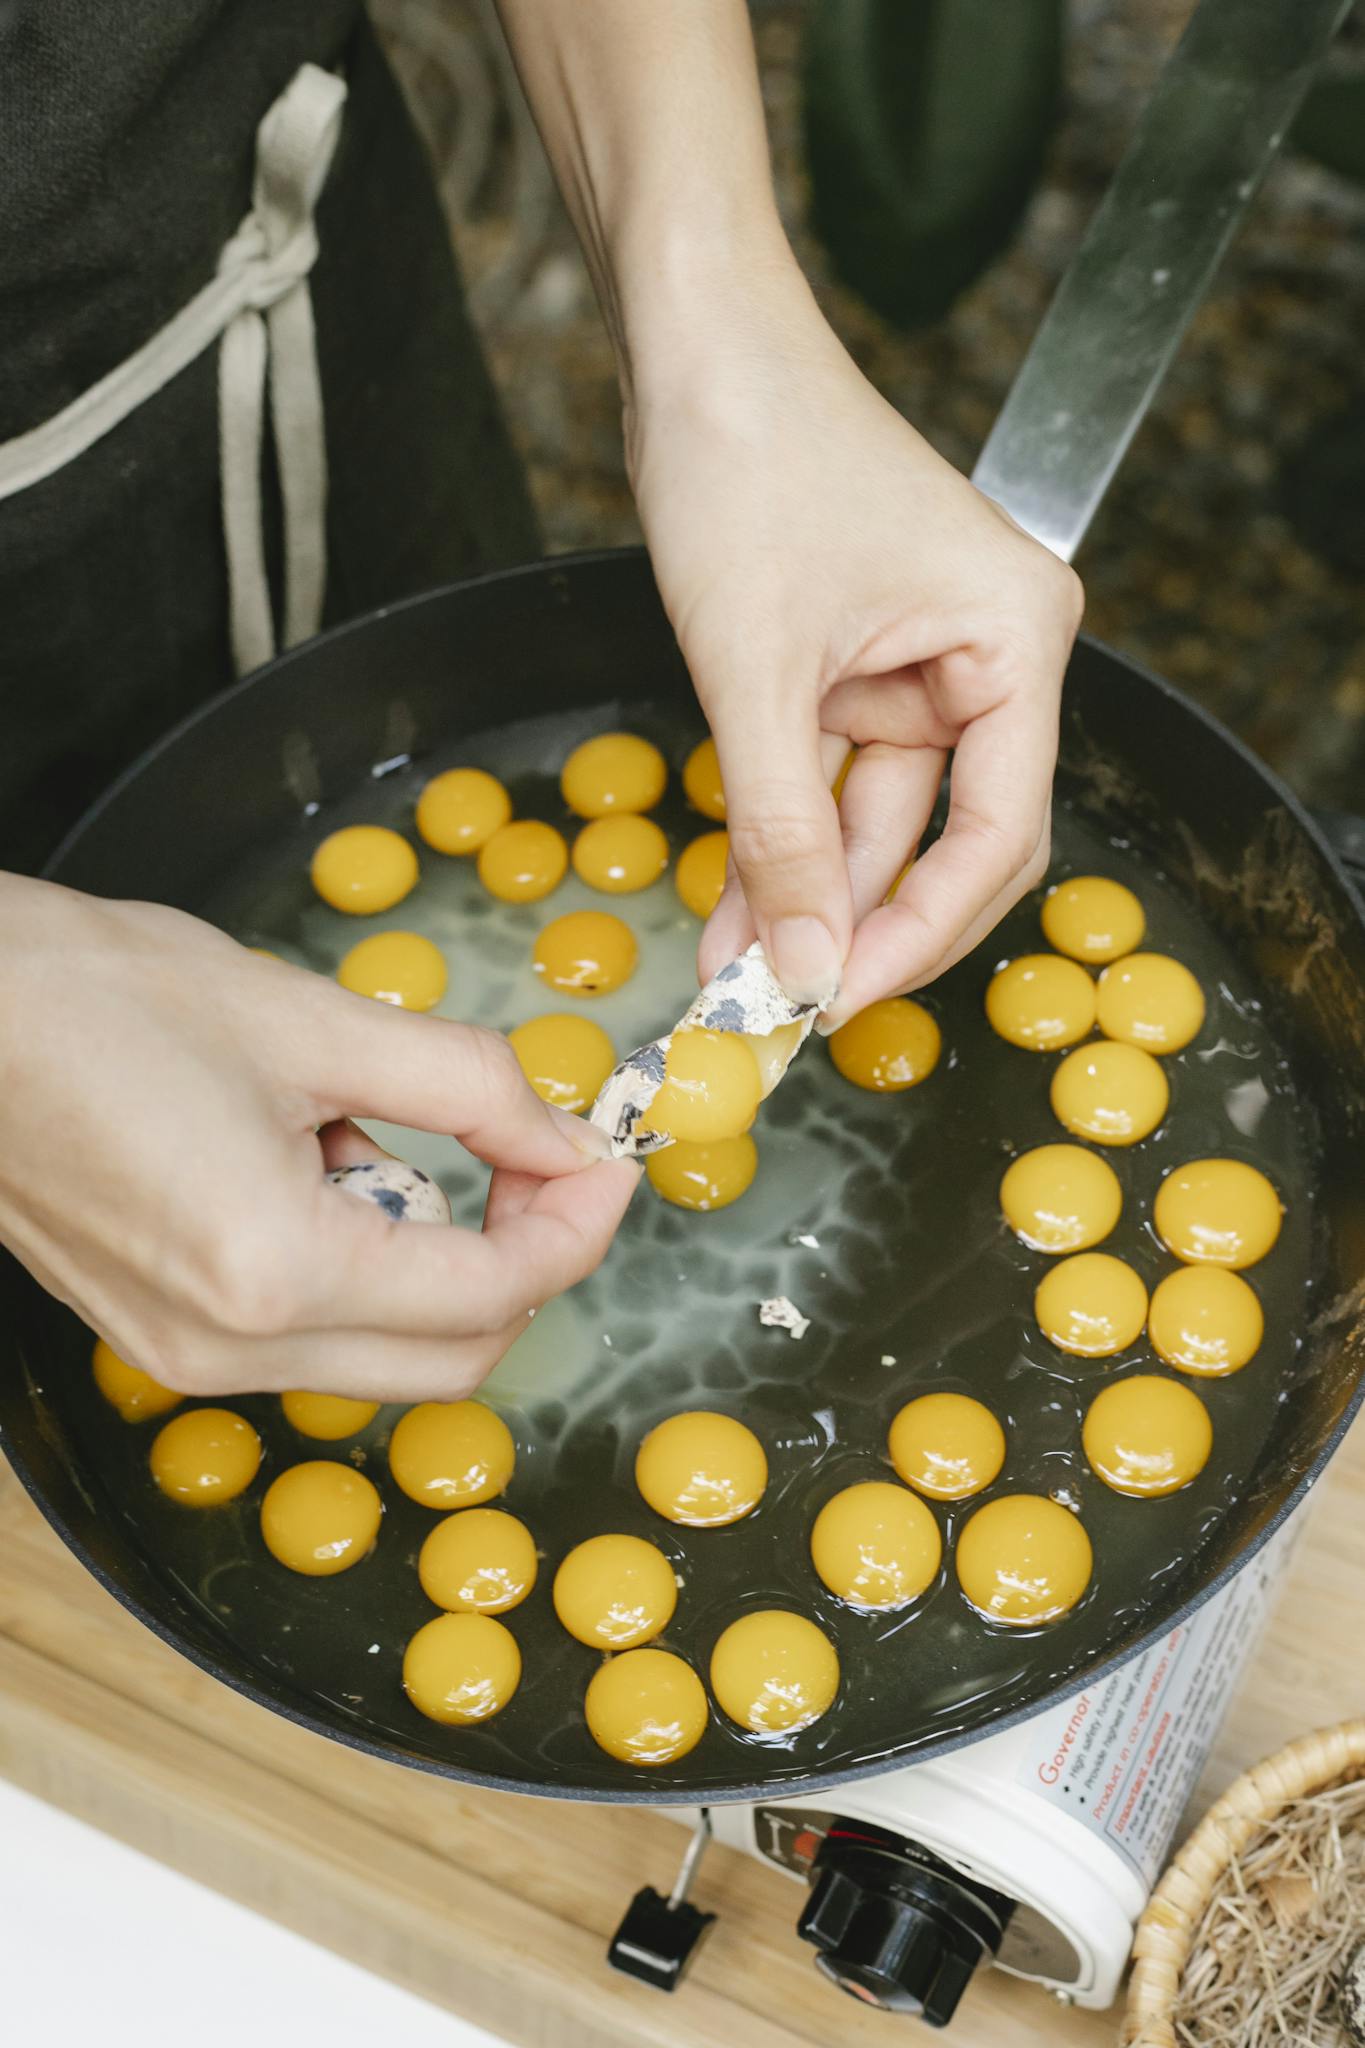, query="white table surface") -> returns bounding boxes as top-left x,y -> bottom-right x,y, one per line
0,1777 -> 507,2047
